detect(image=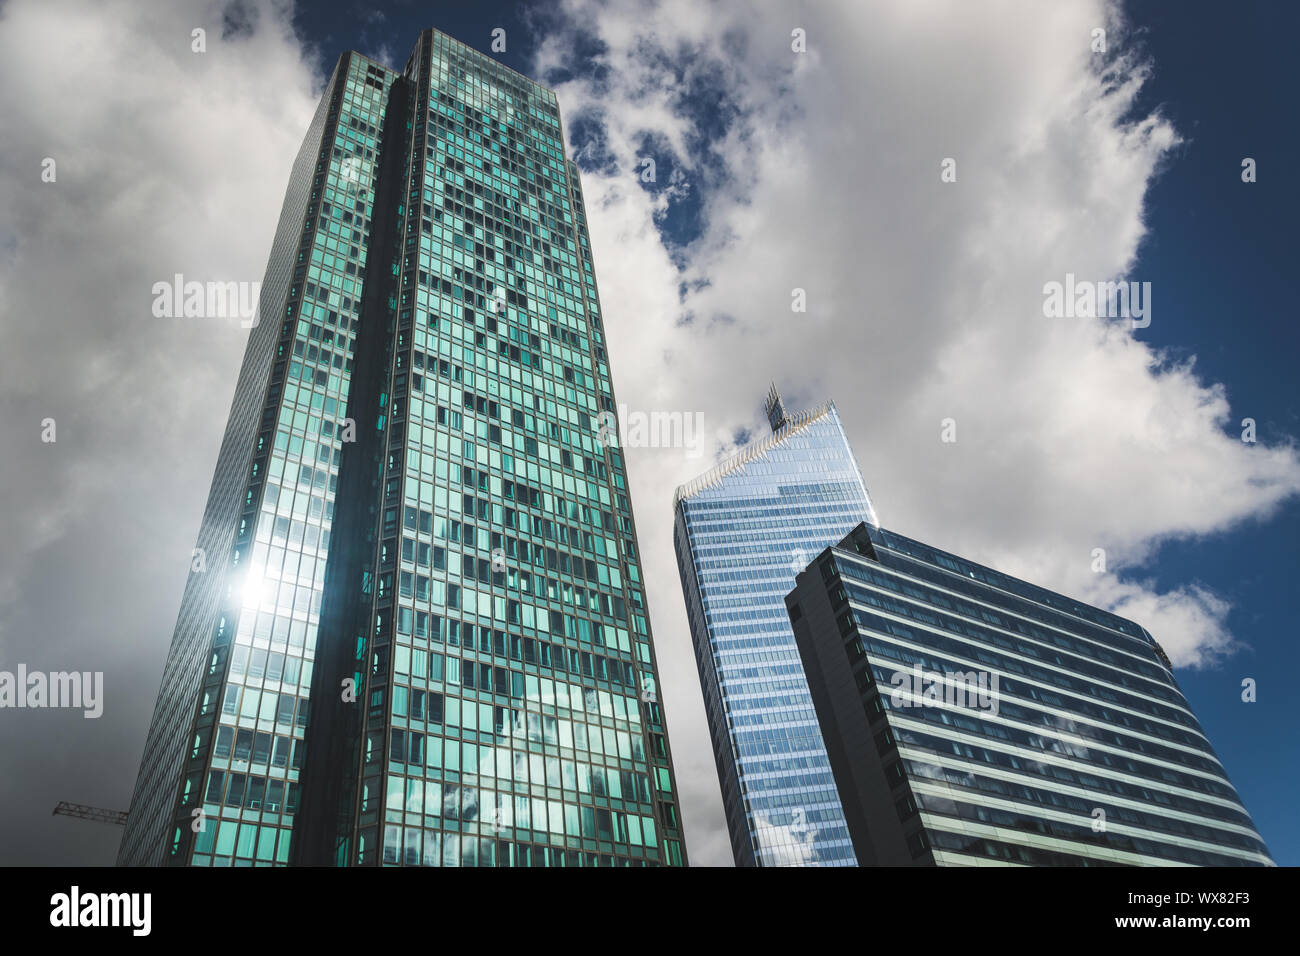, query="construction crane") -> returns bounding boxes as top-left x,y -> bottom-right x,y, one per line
52,801 -> 127,826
